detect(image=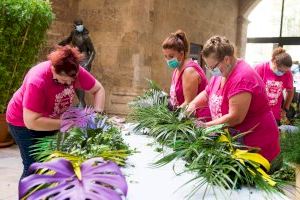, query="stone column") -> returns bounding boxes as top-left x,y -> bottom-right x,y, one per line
236,16 -> 250,58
